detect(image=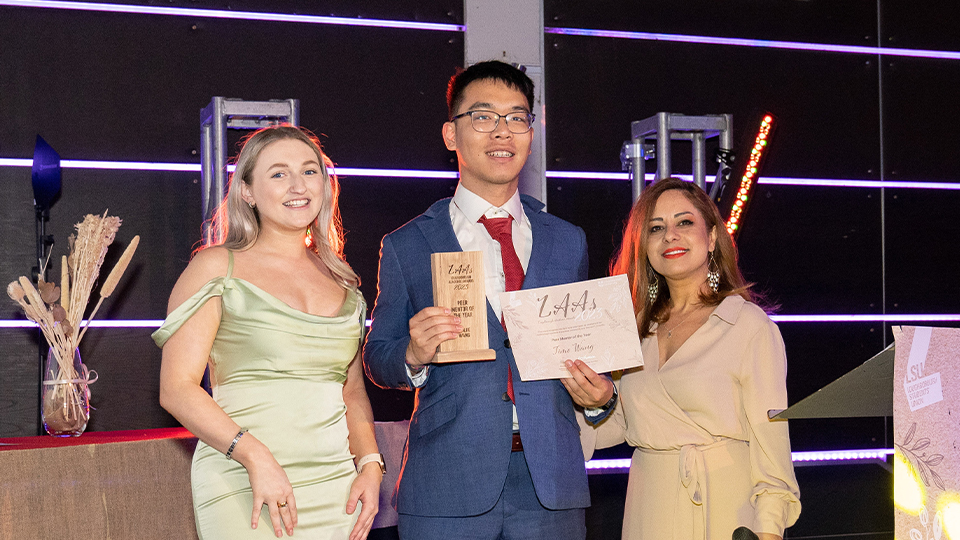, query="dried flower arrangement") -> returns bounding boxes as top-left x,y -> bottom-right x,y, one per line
7,212 -> 139,434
